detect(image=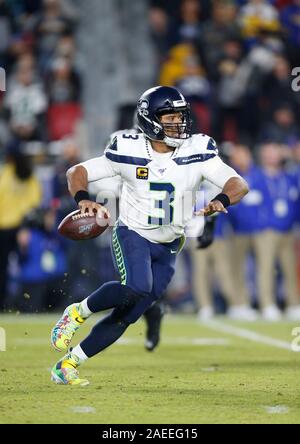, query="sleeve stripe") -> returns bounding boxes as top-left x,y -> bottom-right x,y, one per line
173,153 -> 216,165
105,151 -> 151,166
